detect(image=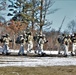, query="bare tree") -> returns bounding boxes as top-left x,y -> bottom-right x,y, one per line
67,20 -> 76,33
0,0 -> 7,22
0,0 -> 7,10
7,0 -> 59,34
58,16 -> 66,33
39,0 -> 54,33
